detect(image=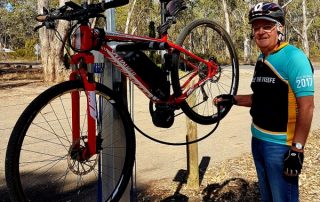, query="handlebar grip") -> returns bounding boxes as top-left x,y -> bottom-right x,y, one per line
36,15 -> 47,22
